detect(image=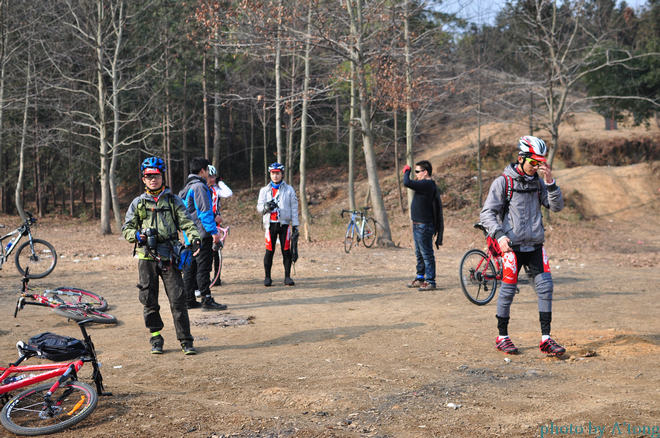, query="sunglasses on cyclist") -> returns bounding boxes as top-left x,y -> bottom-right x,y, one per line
143,174 -> 163,180
525,158 -> 541,166
414,169 -> 424,174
